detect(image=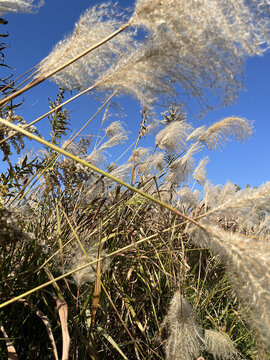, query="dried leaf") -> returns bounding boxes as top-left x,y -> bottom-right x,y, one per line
56,298 -> 70,360
0,324 -> 18,360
